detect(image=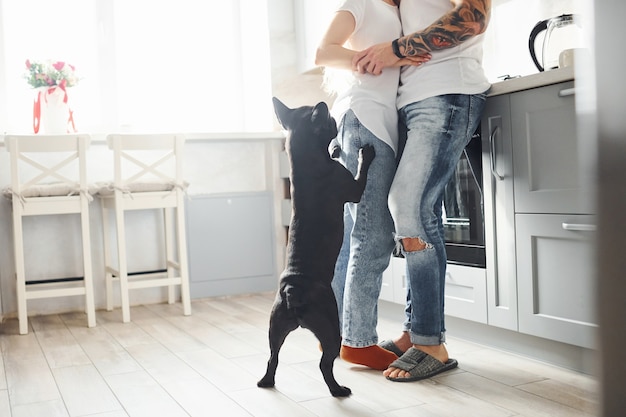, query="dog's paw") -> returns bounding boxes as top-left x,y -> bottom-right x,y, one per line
257,377 -> 276,388
359,145 -> 375,164
329,139 -> 342,159
330,385 -> 352,397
